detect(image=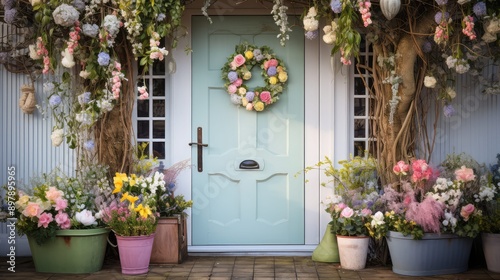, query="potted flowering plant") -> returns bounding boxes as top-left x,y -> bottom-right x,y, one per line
480,154 -> 500,273
368,155 -> 491,276
305,153 -> 381,269
150,159 -> 192,264
14,167 -> 110,273
102,171 -> 165,275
